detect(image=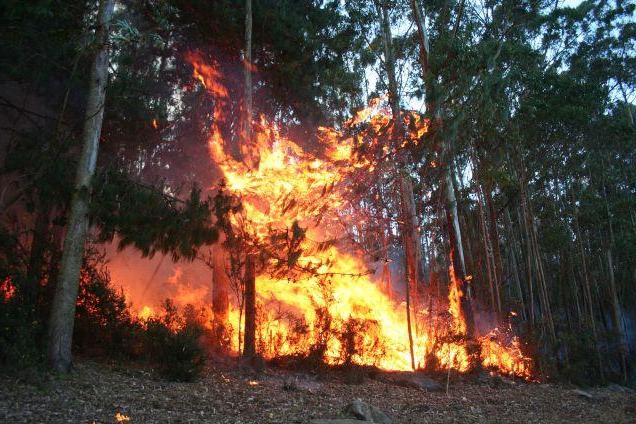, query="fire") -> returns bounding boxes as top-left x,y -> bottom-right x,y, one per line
448,259 -> 468,337
114,412 -> 130,422
138,305 -> 154,321
182,53 -> 534,378
479,329 -> 533,379
1,277 -> 16,302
